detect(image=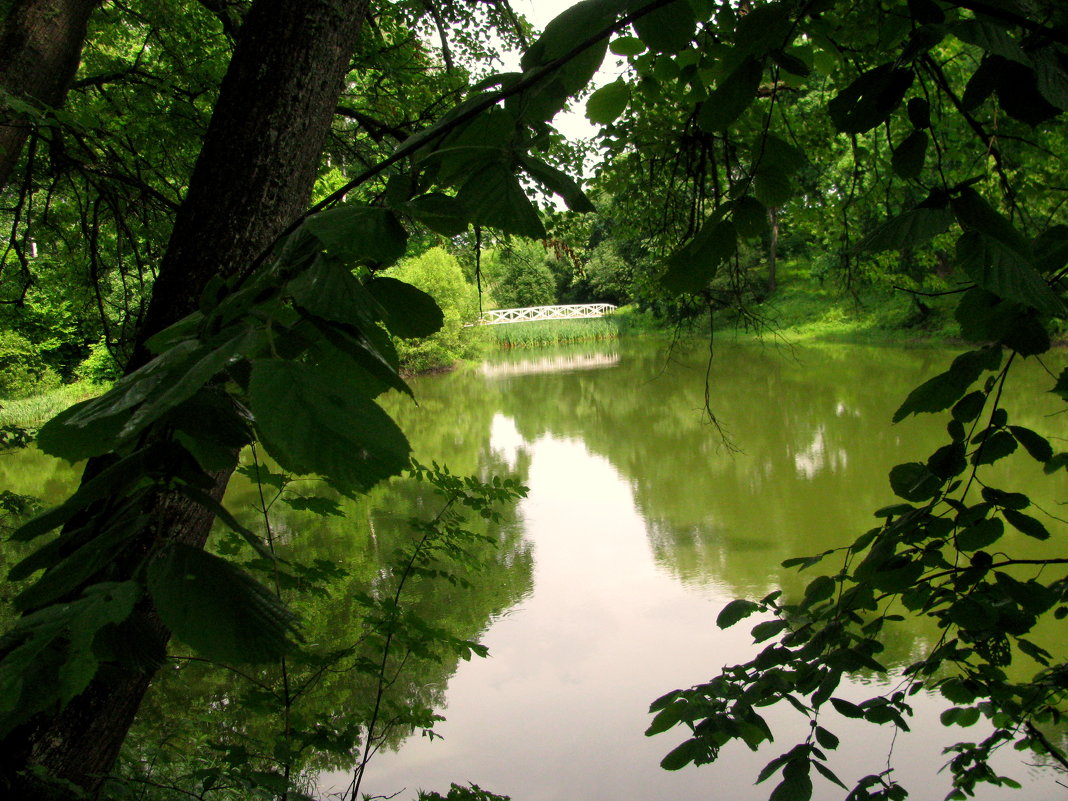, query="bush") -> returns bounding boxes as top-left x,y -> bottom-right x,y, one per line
76,340 -> 124,383
385,247 -> 483,372
481,242 -> 557,308
0,331 -> 61,398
